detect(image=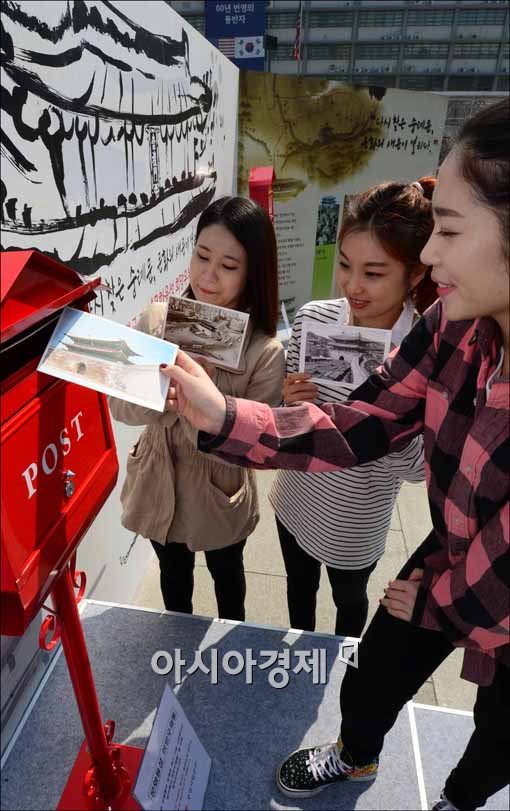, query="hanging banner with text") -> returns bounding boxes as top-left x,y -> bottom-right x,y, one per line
206,1 -> 267,71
